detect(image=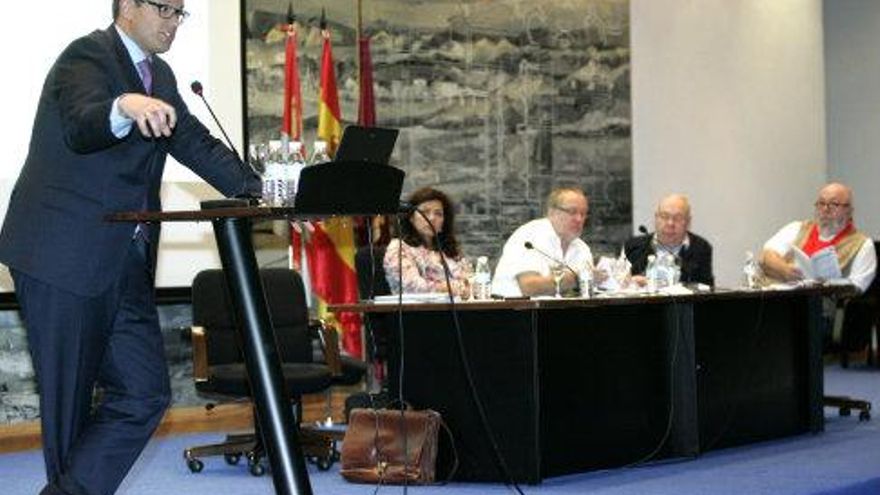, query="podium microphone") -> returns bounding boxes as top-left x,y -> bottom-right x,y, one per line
638,224 -> 649,235
190,80 -> 242,162
190,80 -> 258,201
523,241 -> 579,278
